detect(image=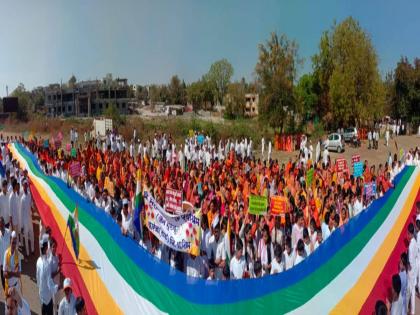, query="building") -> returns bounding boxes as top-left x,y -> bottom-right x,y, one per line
44,74 -> 134,117
245,93 -> 259,116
